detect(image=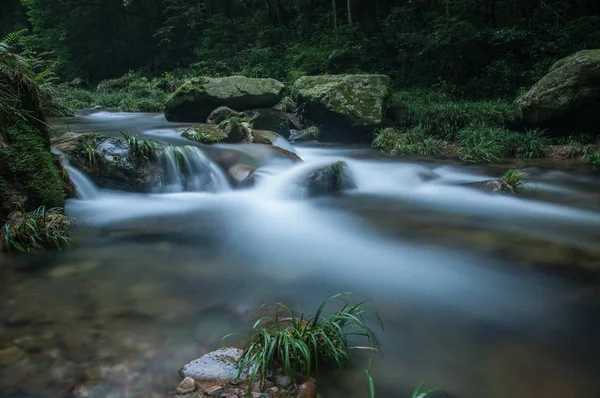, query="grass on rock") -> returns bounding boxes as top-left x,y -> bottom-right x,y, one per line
499,169 -> 528,193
